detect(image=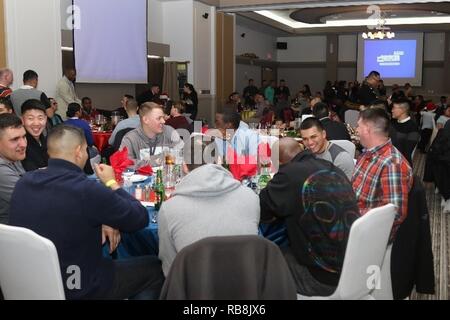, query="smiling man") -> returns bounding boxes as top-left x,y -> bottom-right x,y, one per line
300,117 -> 354,180
120,102 -> 184,168
20,99 -> 49,171
0,113 -> 27,224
